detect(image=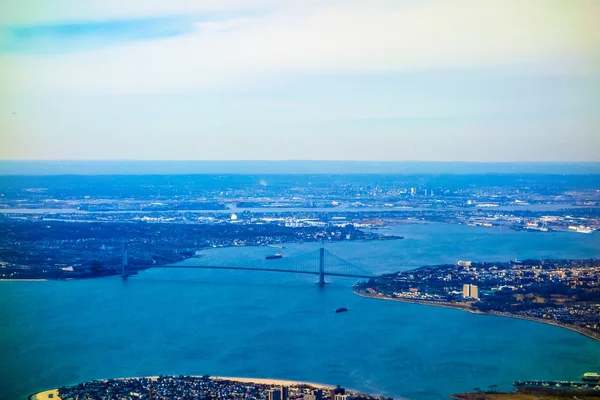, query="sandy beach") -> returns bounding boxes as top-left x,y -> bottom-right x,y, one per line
145,375 -> 334,388
145,375 -> 335,389
212,376 -> 335,389
29,388 -> 59,400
